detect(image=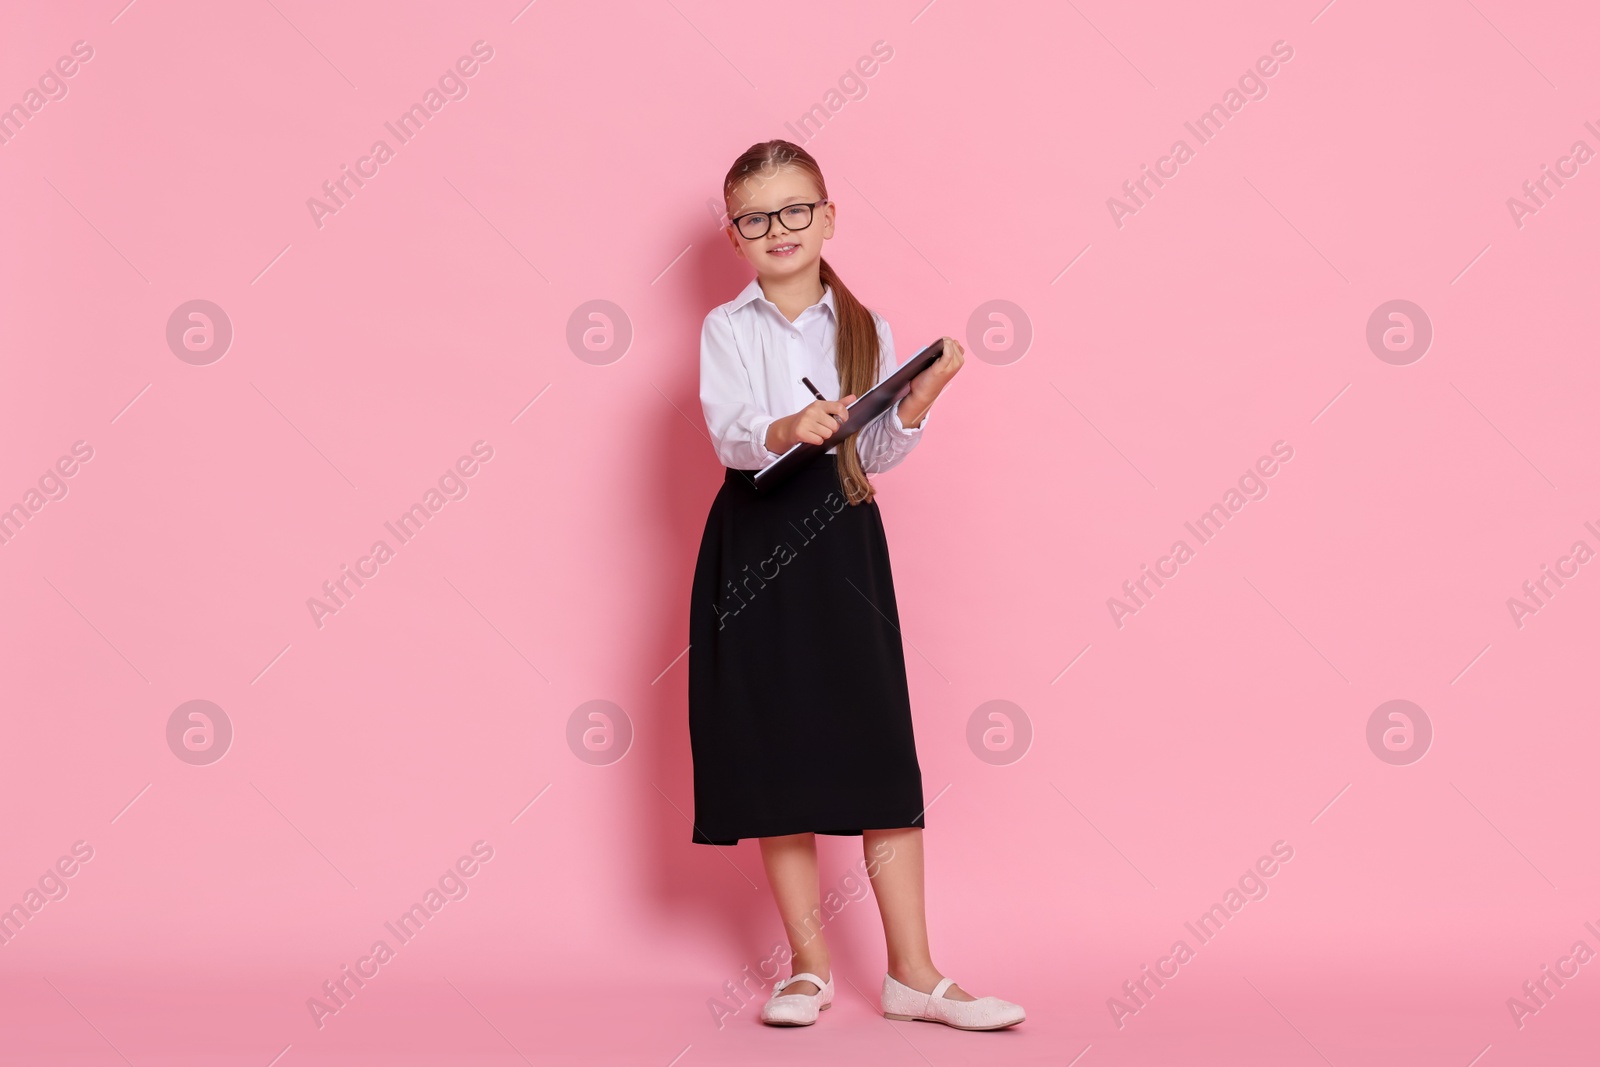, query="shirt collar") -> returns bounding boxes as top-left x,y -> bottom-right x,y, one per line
731,278 -> 836,321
